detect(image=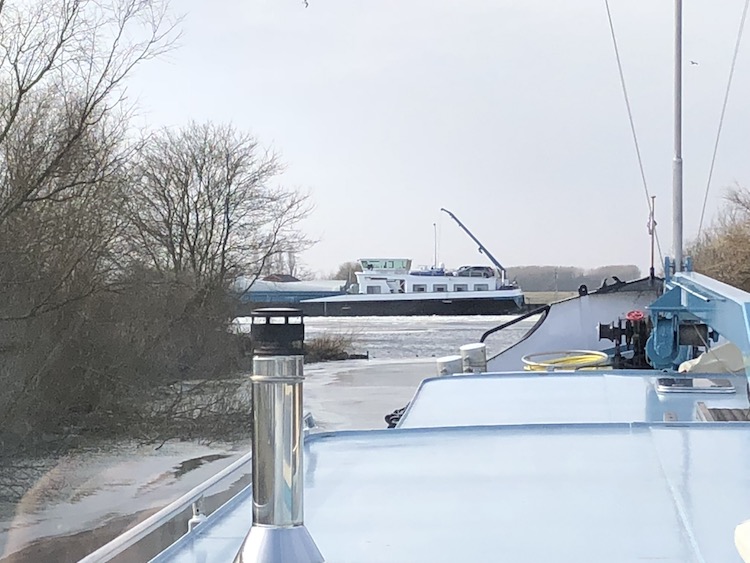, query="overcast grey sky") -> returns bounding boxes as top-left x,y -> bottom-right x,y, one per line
128,0 -> 750,276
